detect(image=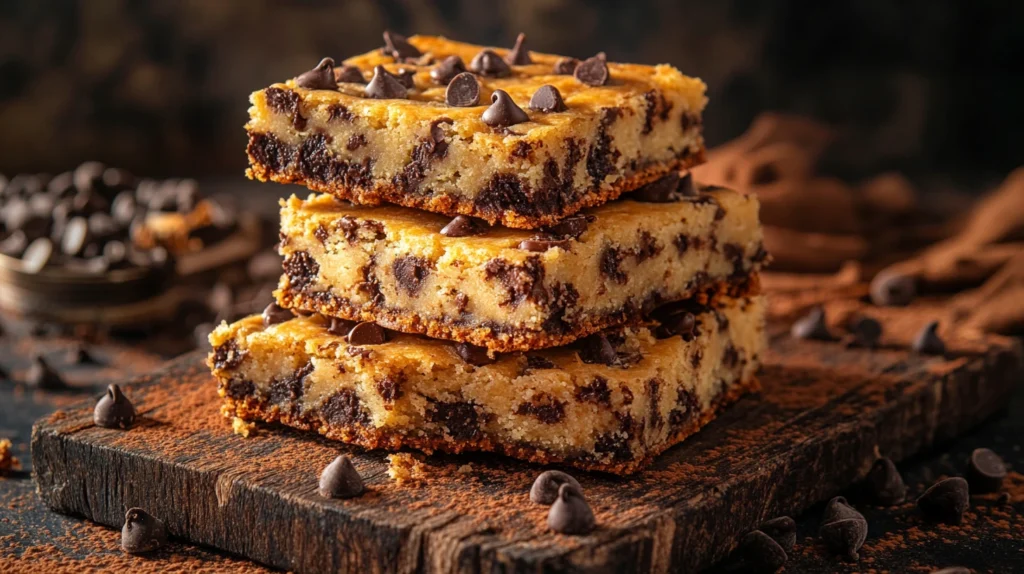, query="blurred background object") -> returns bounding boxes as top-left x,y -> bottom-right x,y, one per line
1,0 -> 1022,179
